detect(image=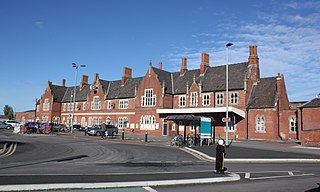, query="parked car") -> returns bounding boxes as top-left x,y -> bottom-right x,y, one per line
4,120 -> 23,128
0,121 -> 12,129
86,125 -> 118,137
22,122 -> 39,134
72,124 -> 84,131
50,123 -> 69,132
